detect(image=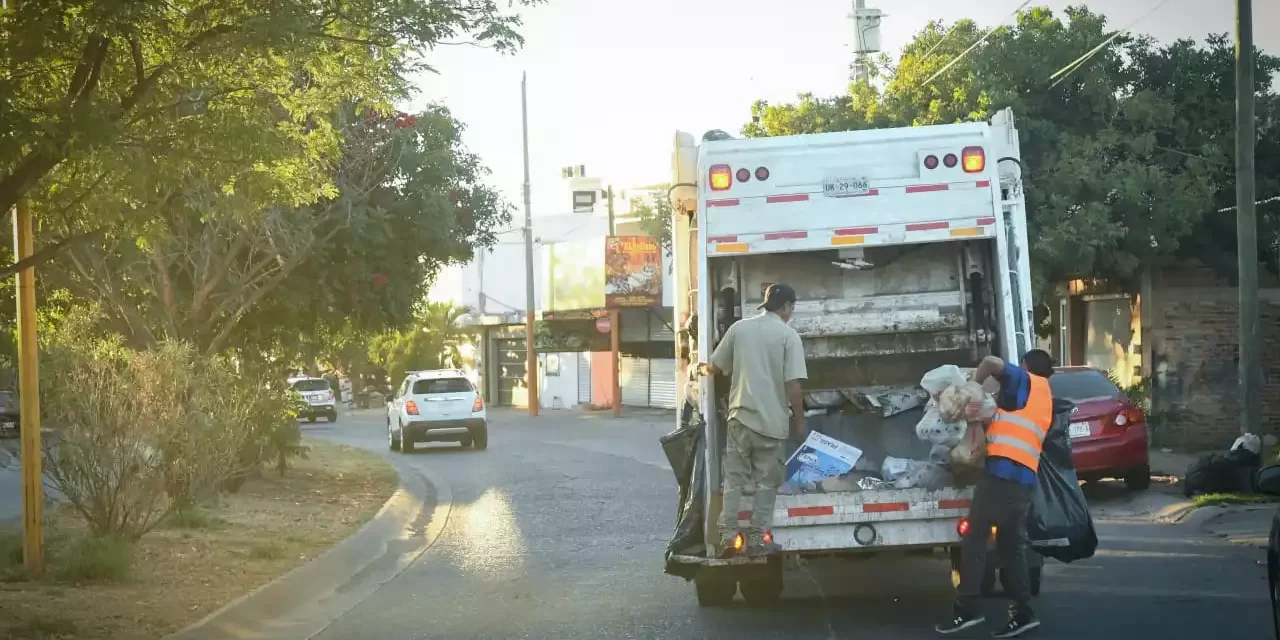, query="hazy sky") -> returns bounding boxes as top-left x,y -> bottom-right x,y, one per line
405,0 -> 1278,218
